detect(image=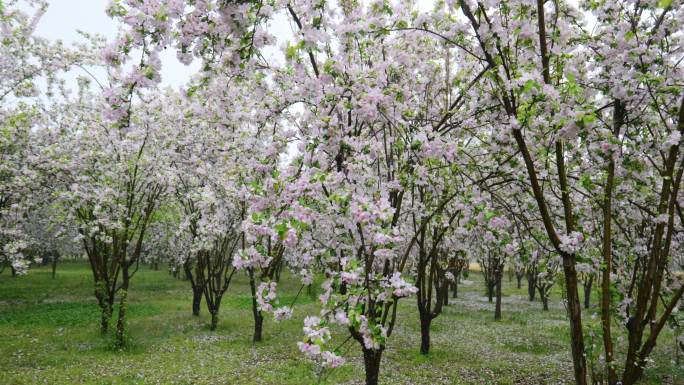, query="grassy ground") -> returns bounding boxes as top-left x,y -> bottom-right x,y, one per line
0,262 -> 681,385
